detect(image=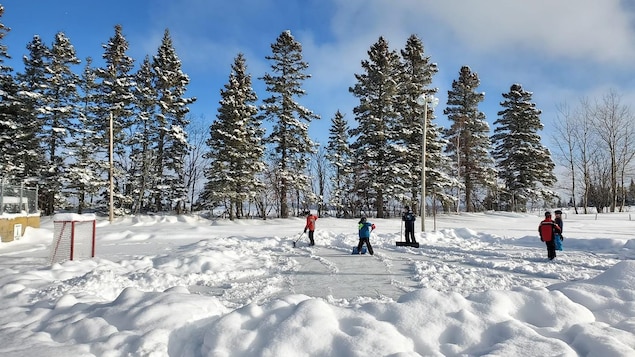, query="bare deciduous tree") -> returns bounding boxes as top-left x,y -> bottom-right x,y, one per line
553,103 -> 580,213
184,117 -> 210,212
592,91 -> 633,212
310,147 -> 329,216
554,91 -> 634,213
